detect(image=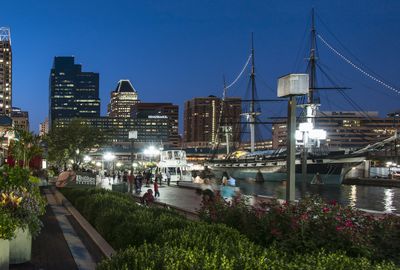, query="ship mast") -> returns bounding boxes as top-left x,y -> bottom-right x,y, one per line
249,33 -> 257,152
309,8 -> 317,105
302,8 -> 320,182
